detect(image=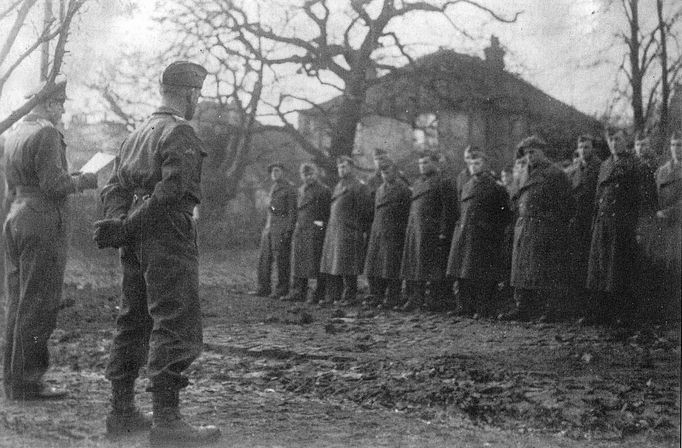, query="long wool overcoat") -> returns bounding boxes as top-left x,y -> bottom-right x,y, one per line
447,171 -> 512,281
291,180 -> 331,278
655,160 -> 682,272
319,175 -> 372,276
586,154 -> 642,292
510,161 -> 574,289
400,172 -> 457,282
364,179 -> 411,279
566,156 -> 601,287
